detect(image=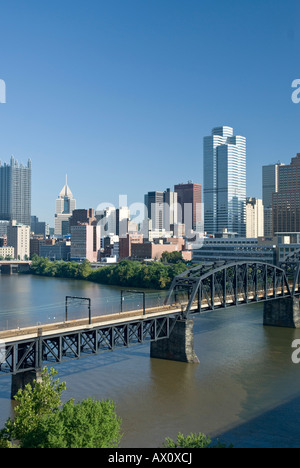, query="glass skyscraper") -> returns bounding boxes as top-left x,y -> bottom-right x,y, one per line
262,163 -> 283,237
203,126 -> 246,236
0,156 -> 31,226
